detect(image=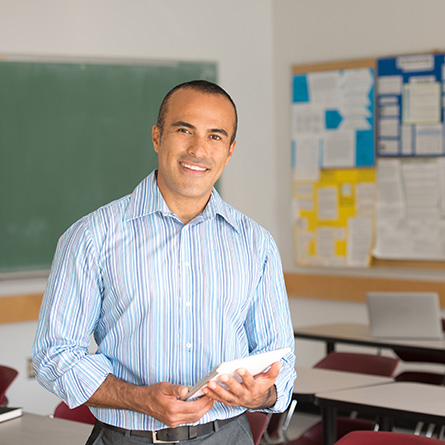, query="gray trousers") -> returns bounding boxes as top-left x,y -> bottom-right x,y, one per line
85,414 -> 254,445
